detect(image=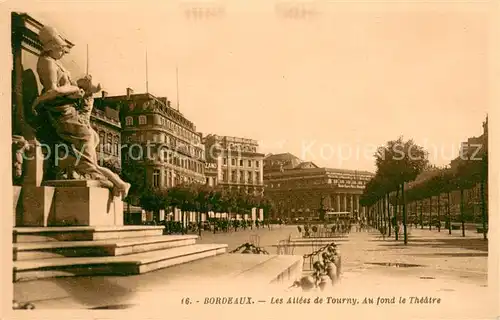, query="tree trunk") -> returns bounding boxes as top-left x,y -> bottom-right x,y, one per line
382,198 -> 387,236
402,183 -> 407,245
460,188 -> 465,237
181,209 -> 186,234
447,192 -> 452,234
198,210 -> 202,237
395,188 -> 400,241
437,194 -> 441,232
420,200 -> 423,229
480,179 -> 487,240
386,193 -> 391,237
429,196 -> 432,231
